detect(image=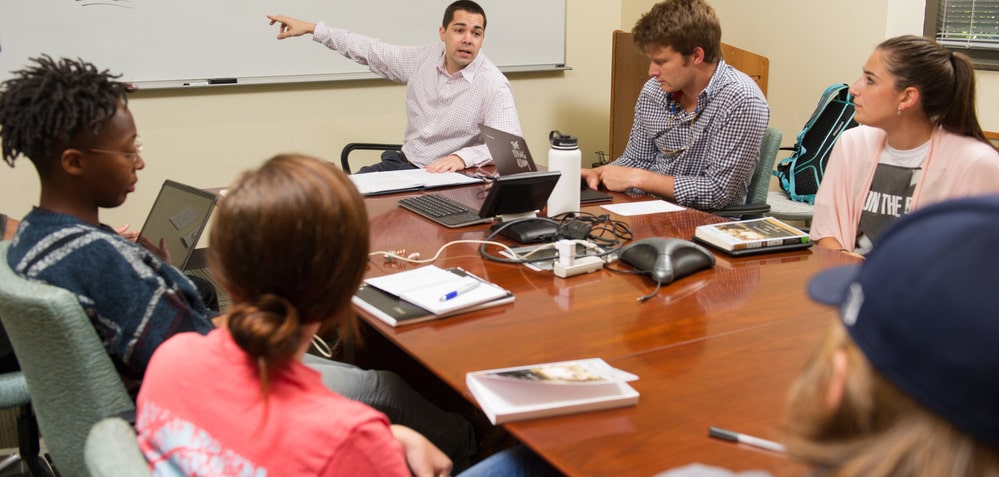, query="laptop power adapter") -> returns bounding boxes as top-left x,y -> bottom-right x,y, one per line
558,220 -> 591,240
